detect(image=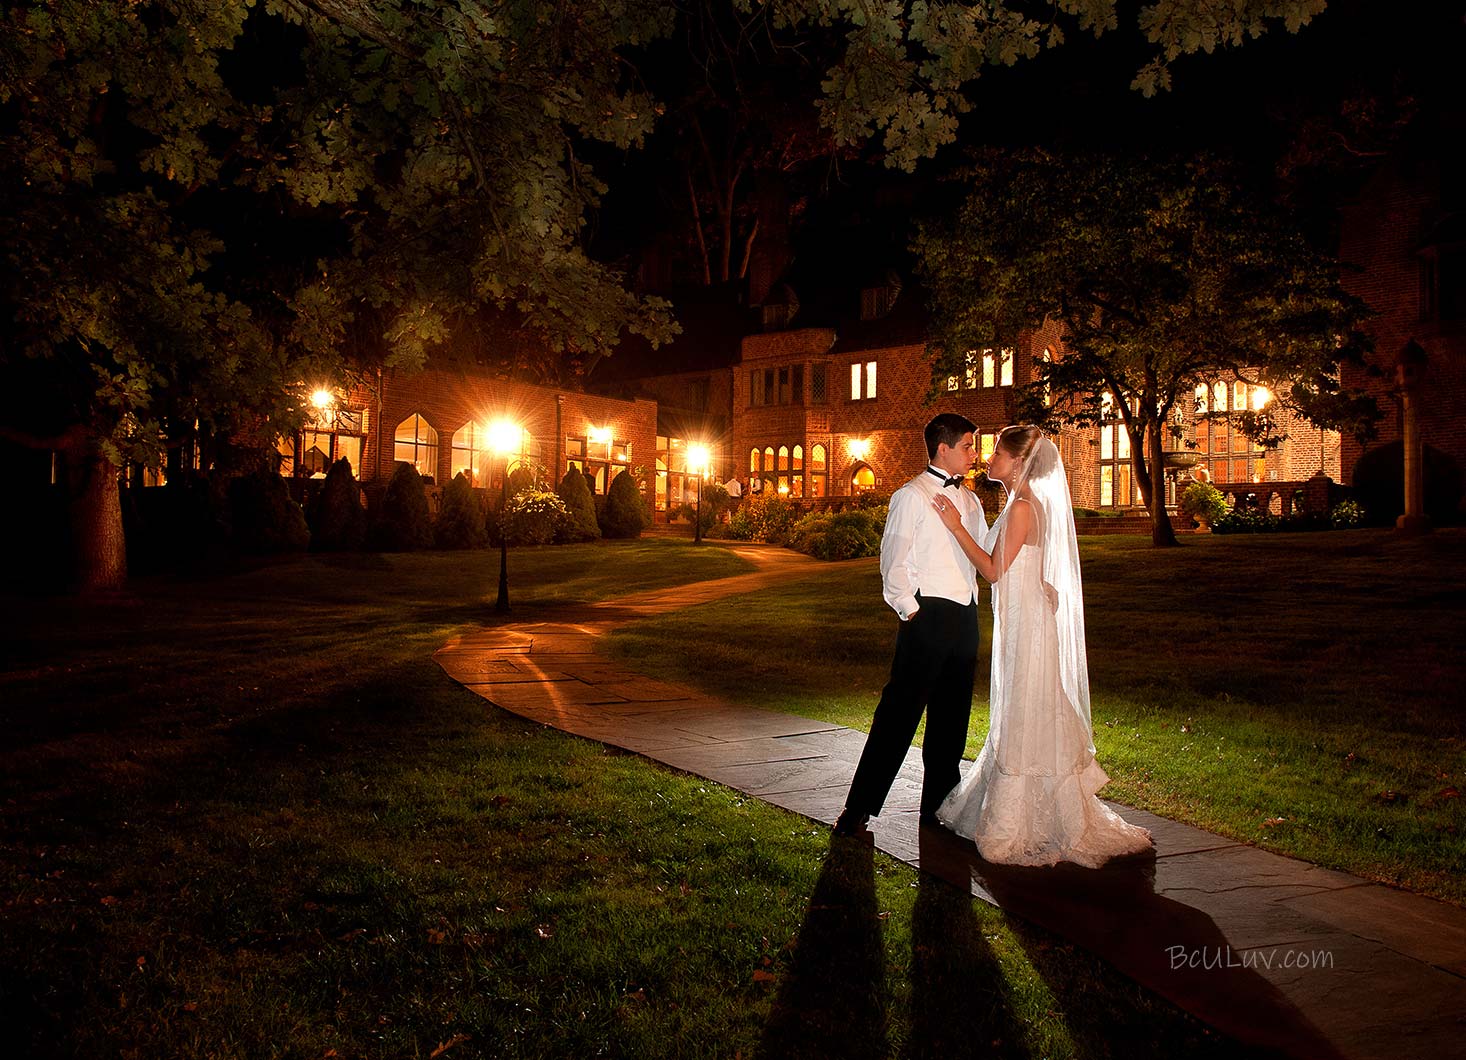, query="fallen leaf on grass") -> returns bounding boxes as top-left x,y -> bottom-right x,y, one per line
338,928 -> 367,942
1262,817 -> 1287,828
534,924 -> 553,939
752,970 -> 776,983
1376,790 -> 1405,804
429,1034 -> 469,1058
624,988 -> 646,1002
100,895 -> 118,907
1438,787 -> 1459,800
